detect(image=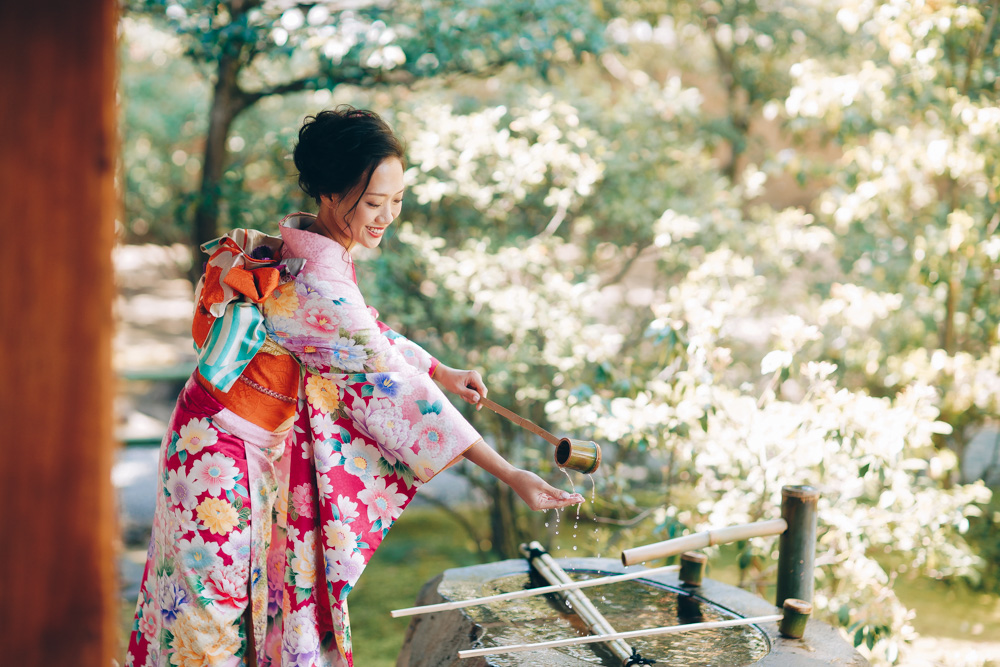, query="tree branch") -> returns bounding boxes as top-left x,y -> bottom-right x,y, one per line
242,76 -> 324,107
241,63 -> 420,107
592,507 -> 656,526
536,202 -> 568,238
599,240 -> 654,289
